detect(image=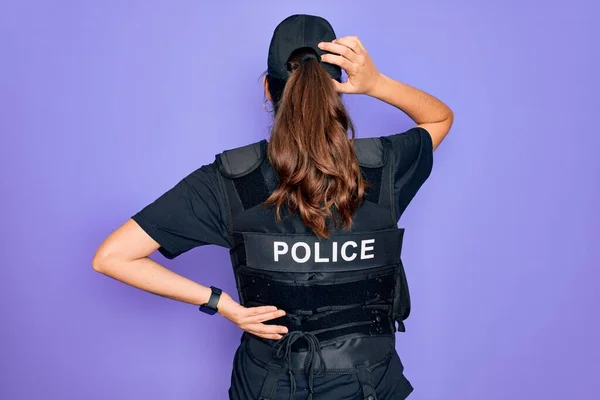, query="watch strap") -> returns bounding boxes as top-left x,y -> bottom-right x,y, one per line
199,286 -> 222,315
